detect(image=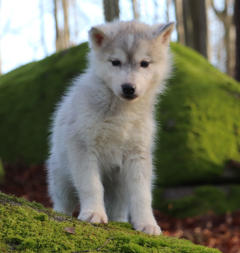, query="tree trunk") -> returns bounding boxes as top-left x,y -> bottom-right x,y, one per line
165,0 -> 170,22
103,0 -> 120,22
225,22 -> 236,77
54,0 -> 61,51
210,0 -> 235,76
53,0 -> 71,51
182,0 -> 208,58
182,0 -> 194,48
39,0 -> 48,55
174,0 -> 185,44
62,0 -> 70,48
131,0 -> 139,20
72,0 -> 79,42
234,0 -> 240,81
